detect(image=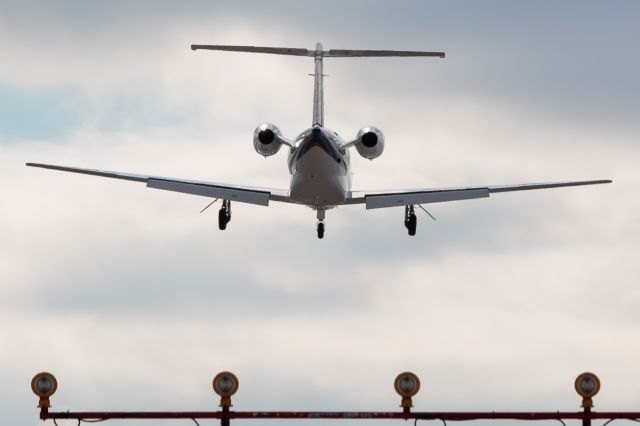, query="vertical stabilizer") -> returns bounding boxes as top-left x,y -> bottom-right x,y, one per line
312,42 -> 324,127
